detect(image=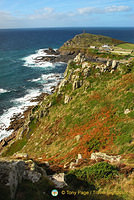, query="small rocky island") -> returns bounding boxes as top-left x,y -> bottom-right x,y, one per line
0,33 -> 134,200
